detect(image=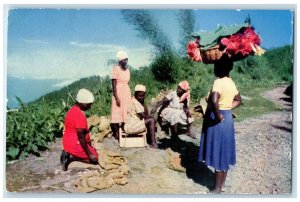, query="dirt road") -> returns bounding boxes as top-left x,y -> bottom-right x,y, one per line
5,85 -> 292,195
